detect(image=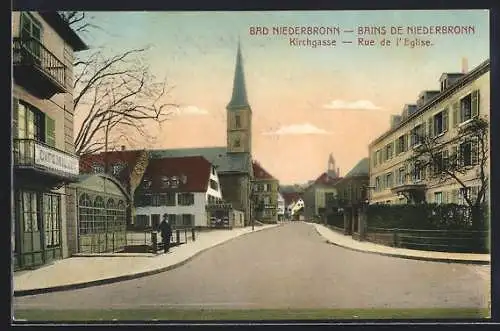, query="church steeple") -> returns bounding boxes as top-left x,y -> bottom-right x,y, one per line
227,41 -> 250,111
